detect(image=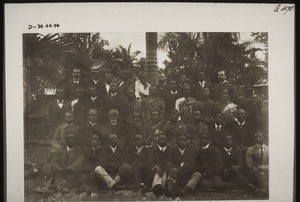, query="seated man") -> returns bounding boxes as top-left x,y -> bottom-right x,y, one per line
102,109 -> 128,148
52,112 -> 79,150
51,133 -> 84,189
166,135 -> 201,197
163,109 -> 188,148
78,109 -> 104,148
149,134 -> 174,198
127,112 -> 145,146
208,112 -> 230,149
186,110 -> 208,148
244,132 -> 269,192
194,134 -> 230,191
94,134 -> 137,190
128,134 -> 152,188
221,135 -> 255,190
145,111 -> 165,147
